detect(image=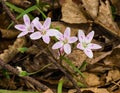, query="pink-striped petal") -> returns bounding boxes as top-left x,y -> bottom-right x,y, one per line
69,37 -> 78,43
87,43 -> 102,49
23,14 -> 30,25
78,30 -> 85,42
17,31 -> 28,38
84,49 -> 93,58
43,17 -> 51,29
49,30 -> 63,40
86,31 -> 94,43
52,41 -> 63,49
32,18 -> 42,30
30,32 -> 42,40
64,44 -> 71,54
42,35 -> 50,44
64,27 -> 70,38
15,25 -> 26,31
77,43 -> 84,50
32,17 -> 39,24
47,29 -> 61,37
